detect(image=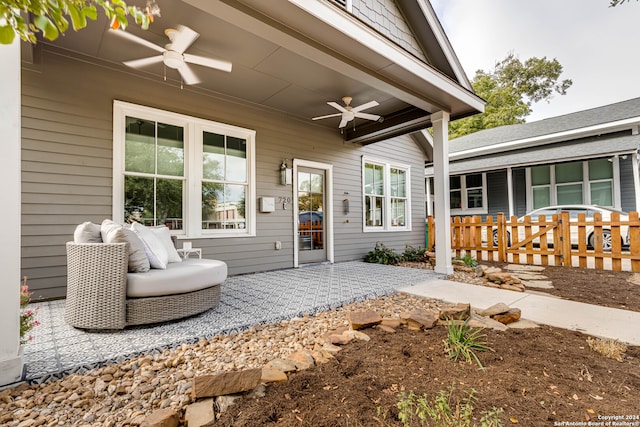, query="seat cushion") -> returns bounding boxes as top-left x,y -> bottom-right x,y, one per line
126,258 -> 227,298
